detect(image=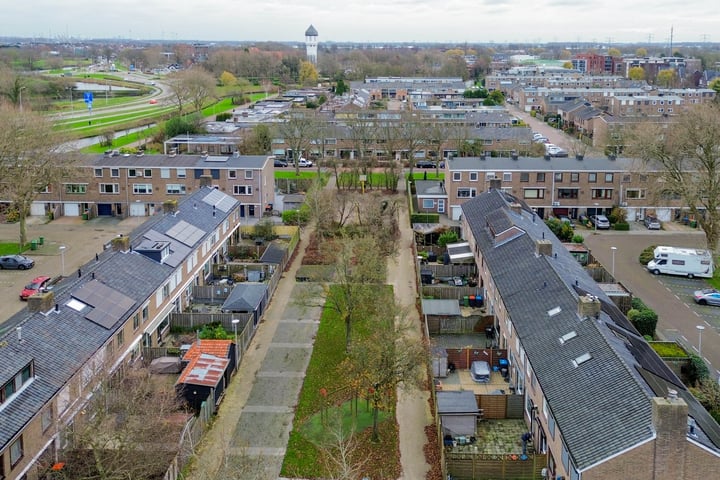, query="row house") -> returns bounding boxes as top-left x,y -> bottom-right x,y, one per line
0,187 -> 241,480
608,95 -> 685,117
459,189 -> 720,480
656,88 -> 716,104
487,72 -> 632,94
556,98 -> 605,137
443,155 -> 680,222
31,153 -> 274,220
514,86 -> 648,113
